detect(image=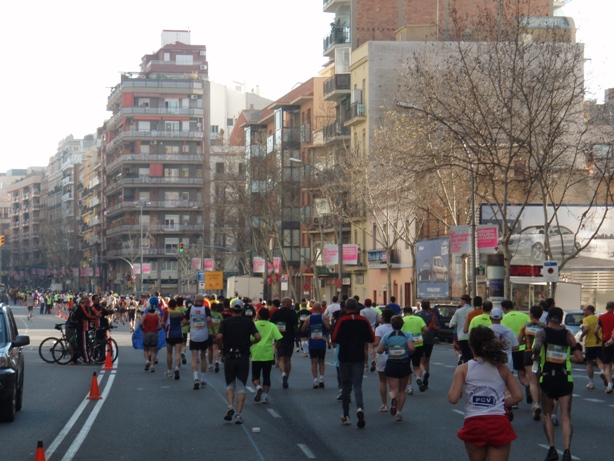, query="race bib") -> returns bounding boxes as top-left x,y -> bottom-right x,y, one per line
389,345 -> 405,357
276,322 -> 286,333
192,317 -> 206,329
311,325 -> 323,340
300,315 -> 309,321
545,344 -> 567,364
212,318 -> 221,324
245,310 -> 253,317
412,334 -> 423,345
